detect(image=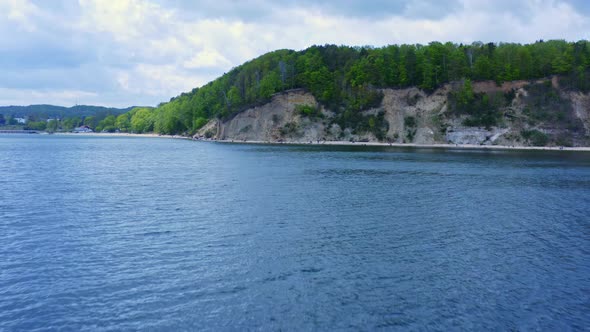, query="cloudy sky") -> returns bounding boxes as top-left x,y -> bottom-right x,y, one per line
1,0 -> 589,107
